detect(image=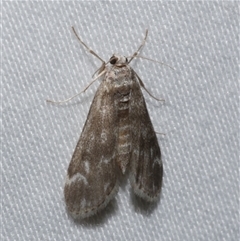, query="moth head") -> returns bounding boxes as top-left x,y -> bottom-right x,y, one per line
109,54 -> 128,65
